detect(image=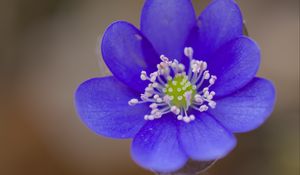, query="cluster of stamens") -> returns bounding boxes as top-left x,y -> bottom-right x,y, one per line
128,47 -> 217,123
